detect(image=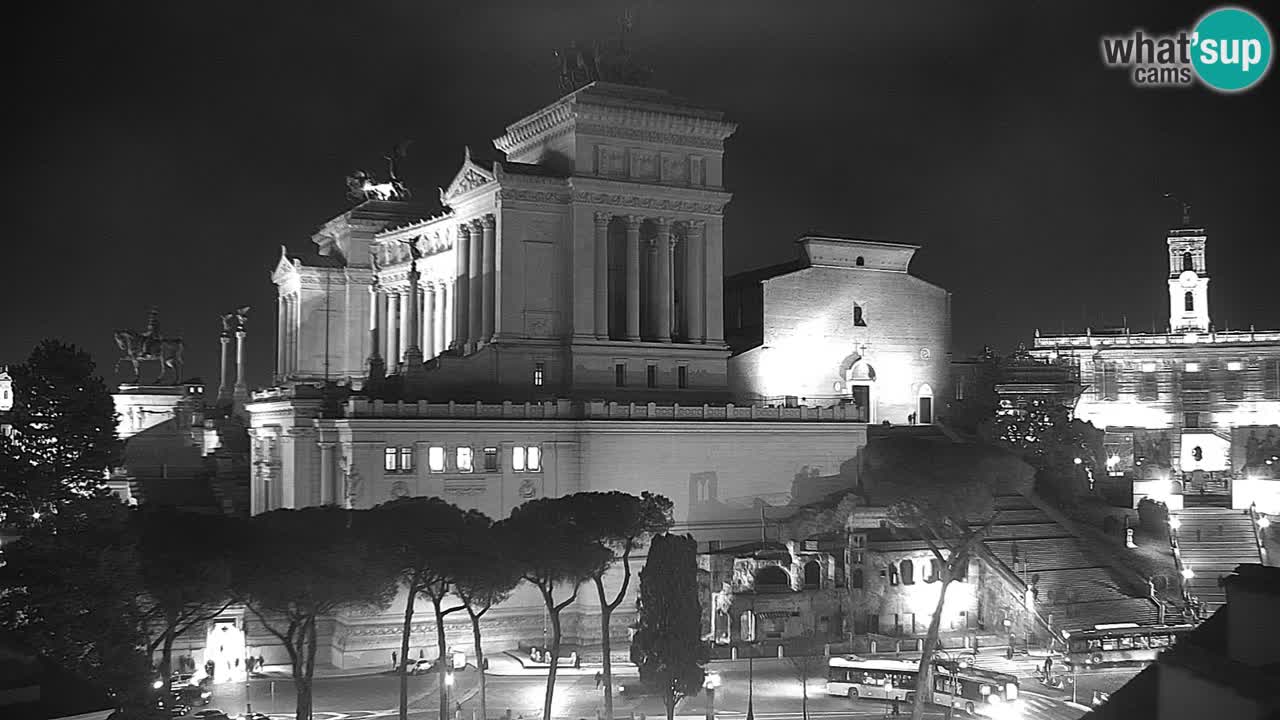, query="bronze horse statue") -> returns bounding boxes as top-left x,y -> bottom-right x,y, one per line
114,329 -> 184,384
